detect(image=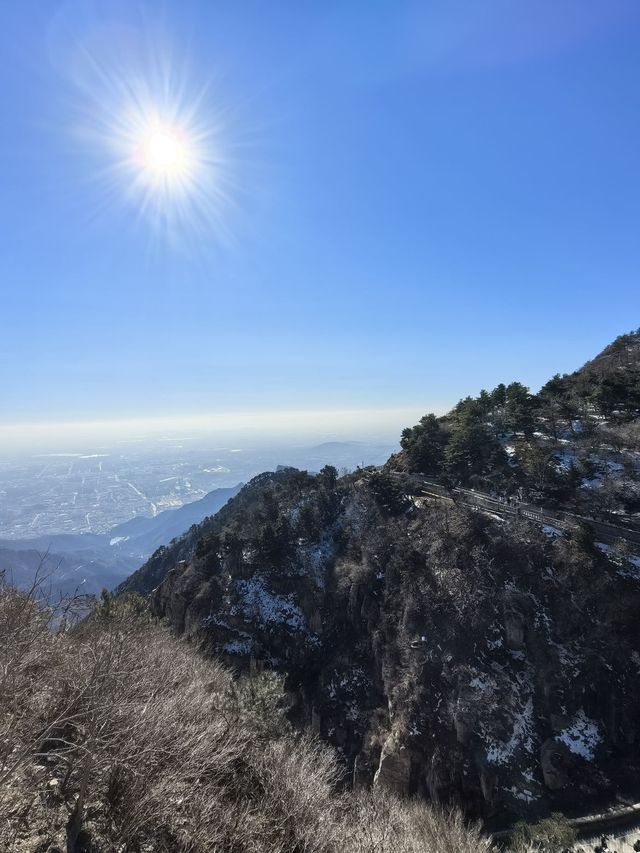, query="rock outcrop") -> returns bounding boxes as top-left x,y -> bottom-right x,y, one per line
121,333 -> 640,823
122,464 -> 640,823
